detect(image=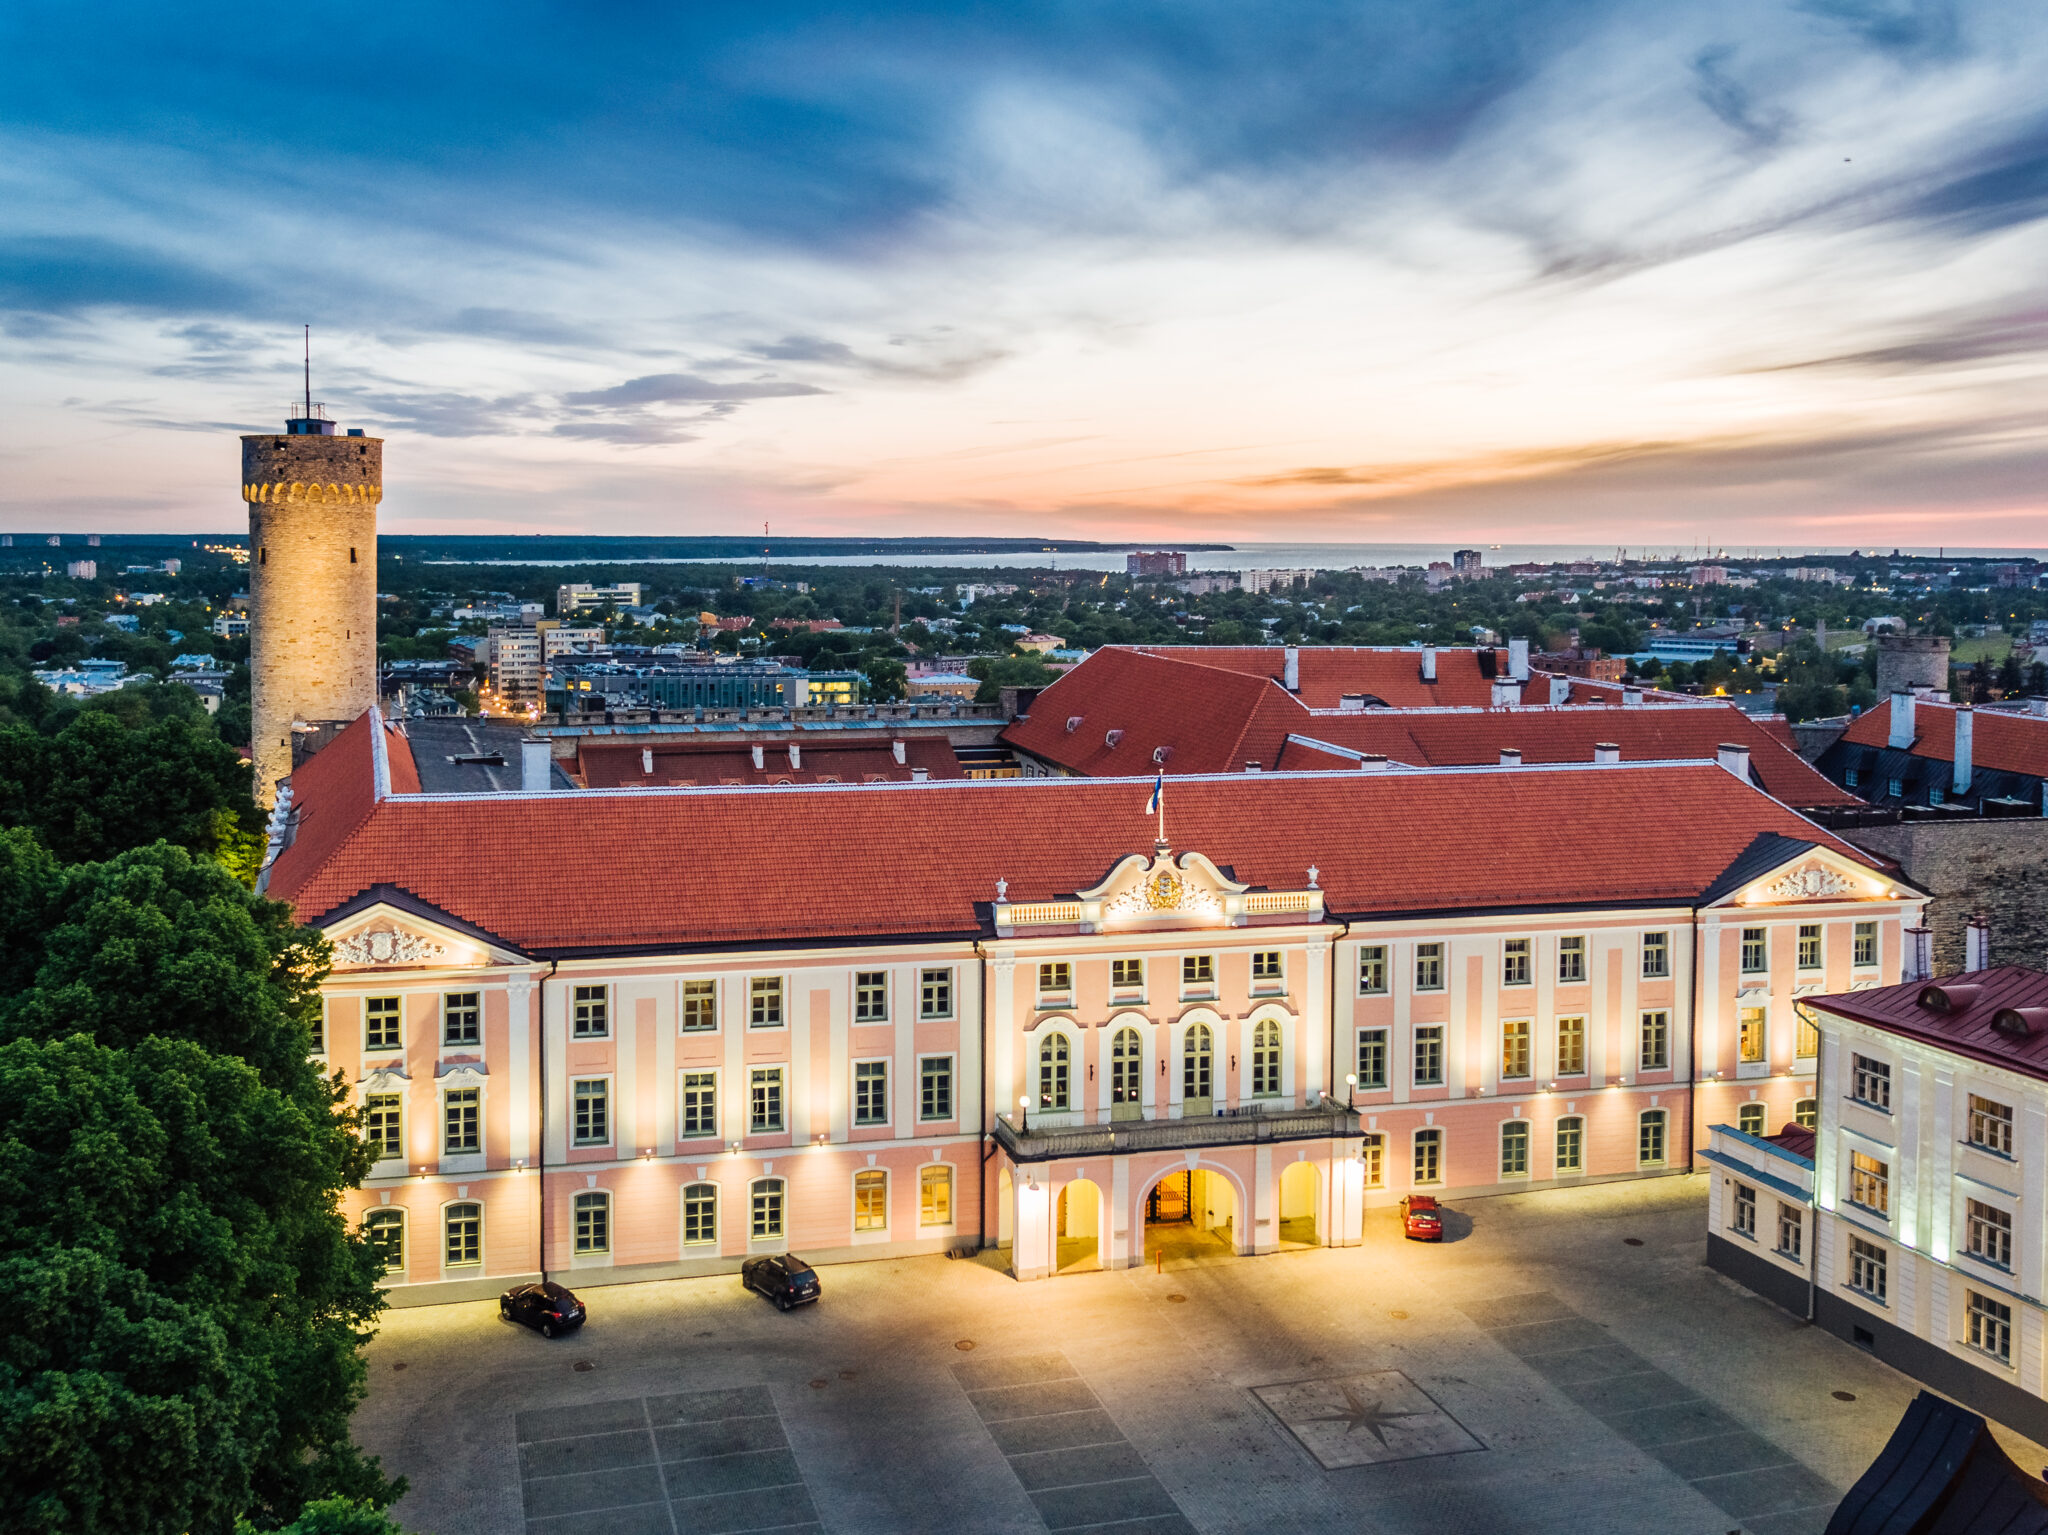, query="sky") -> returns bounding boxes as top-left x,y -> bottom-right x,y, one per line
3,0 -> 2046,546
